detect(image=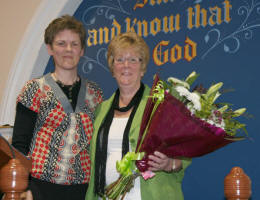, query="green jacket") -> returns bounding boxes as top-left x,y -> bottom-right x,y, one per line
85,85 -> 191,200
